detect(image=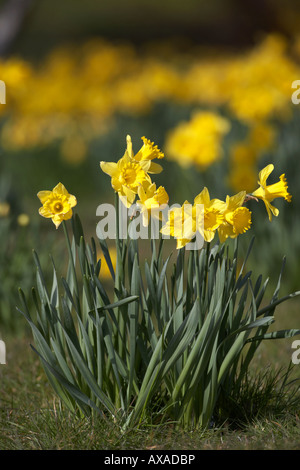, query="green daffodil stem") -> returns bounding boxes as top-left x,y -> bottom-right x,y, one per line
114,192 -> 127,367
202,241 -> 210,303
115,192 -> 124,288
62,219 -> 81,317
